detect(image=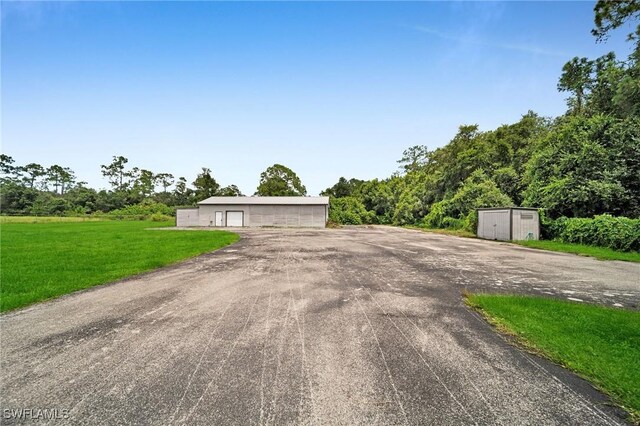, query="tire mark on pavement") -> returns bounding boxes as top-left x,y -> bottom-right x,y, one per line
64,290 -> 196,418
375,275 -> 500,422
180,274 -> 266,424
363,288 -> 479,425
167,286 -> 240,424
259,245 -> 281,426
284,250 -> 314,423
295,252 -> 316,423
351,287 -> 410,425
265,255 -> 294,426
